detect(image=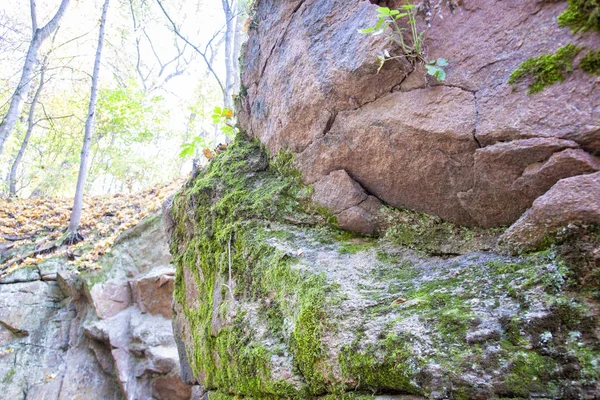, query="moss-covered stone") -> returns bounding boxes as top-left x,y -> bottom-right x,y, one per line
380,206 -> 500,255
509,44 -> 582,94
170,134 -> 600,399
581,49 -> 600,75
558,0 -> 600,33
